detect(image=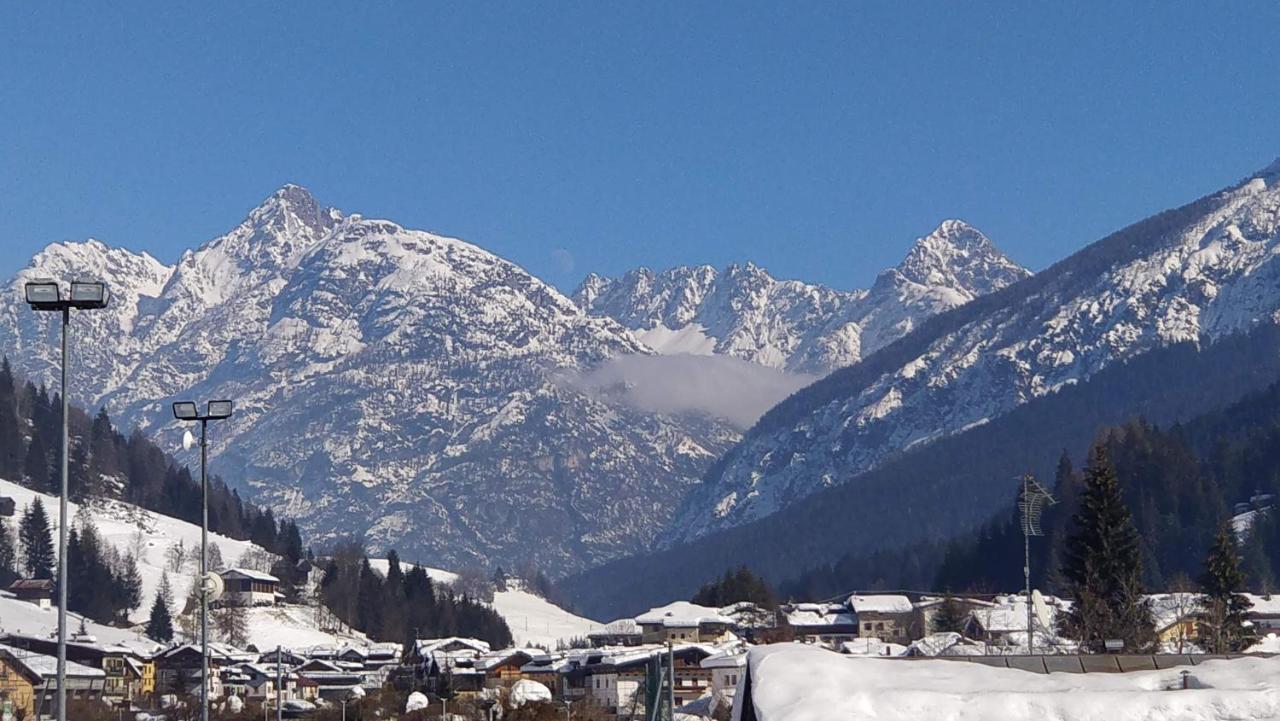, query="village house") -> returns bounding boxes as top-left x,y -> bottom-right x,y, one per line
635,602 -> 734,644
0,643 -> 106,718
153,643 -> 241,698
406,637 -> 491,696
7,579 -> 53,609
700,649 -> 746,713
588,620 -> 643,648
782,602 -> 860,645
1247,594 -> 1280,634
847,595 -> 915,642
294,658 -> 366,702
218,568 -> 281,607
1,632 -> 153,706
519,651 -> 569,696
477,648 -> 540,688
